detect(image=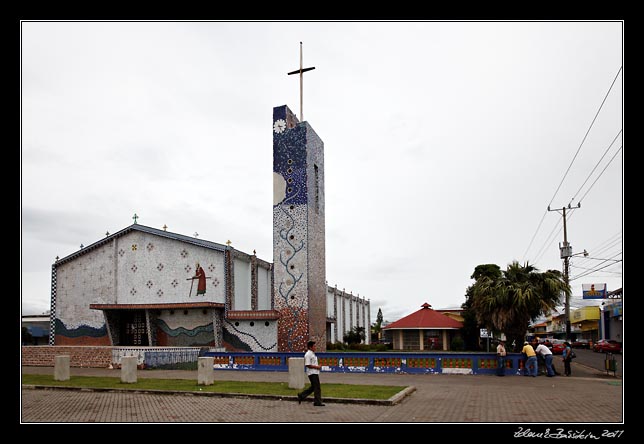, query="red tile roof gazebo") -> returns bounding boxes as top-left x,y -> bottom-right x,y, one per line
383,302 -> 463,351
